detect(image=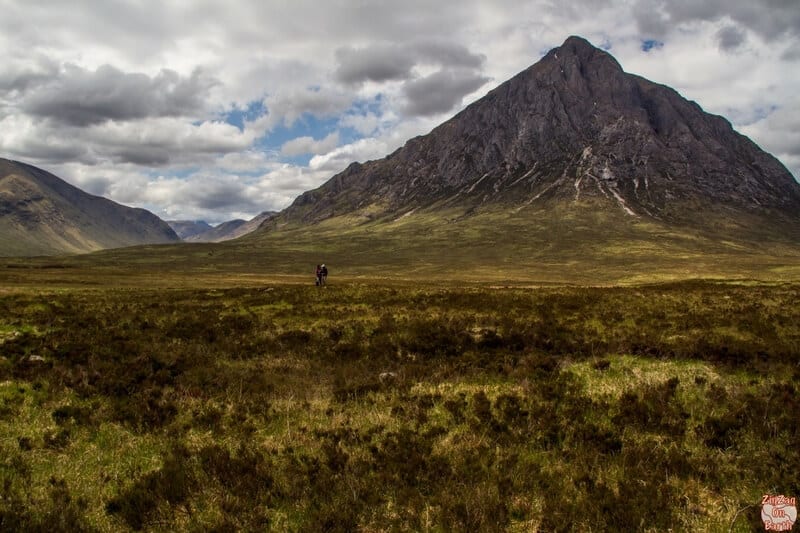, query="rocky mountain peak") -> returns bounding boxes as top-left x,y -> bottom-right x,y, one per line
277,36 -> 800,230
546,35 -> 623,73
